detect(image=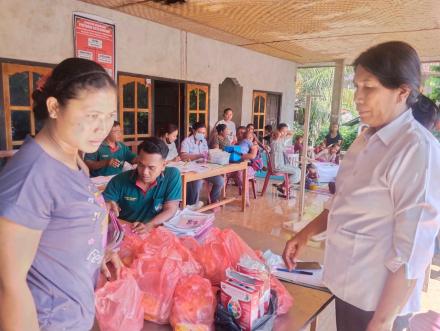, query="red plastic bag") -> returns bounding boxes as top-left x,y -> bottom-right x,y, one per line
118,223 -> 146,267
141,227 -> 203,276
133,256 -> 181,324
220,229 -> 260,266
179,236 -> 200,253
194,234 -> 232,286
95,271 -> 144,331
170,275 -> 216,331
270,276 -> 294,315
193,228 -> 260,286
